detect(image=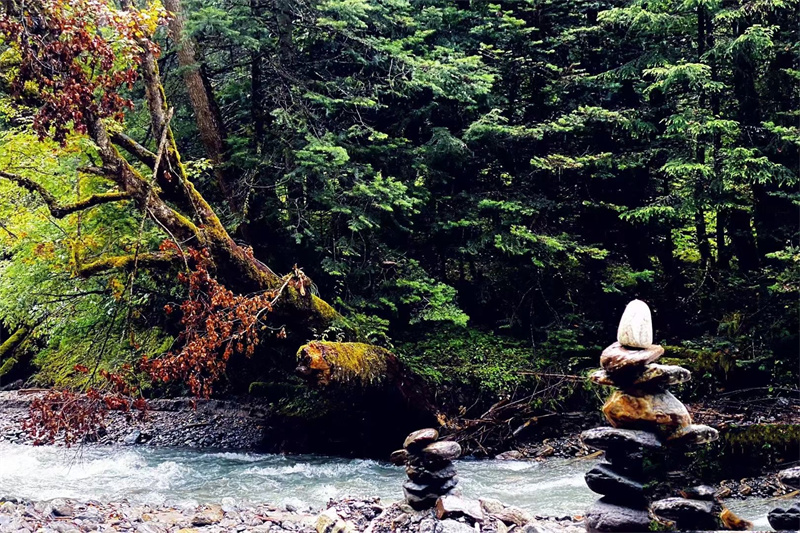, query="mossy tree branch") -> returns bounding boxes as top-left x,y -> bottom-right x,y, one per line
77,251 -> 181,277
0,327 -> 30,379
0,170 -> 131,218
